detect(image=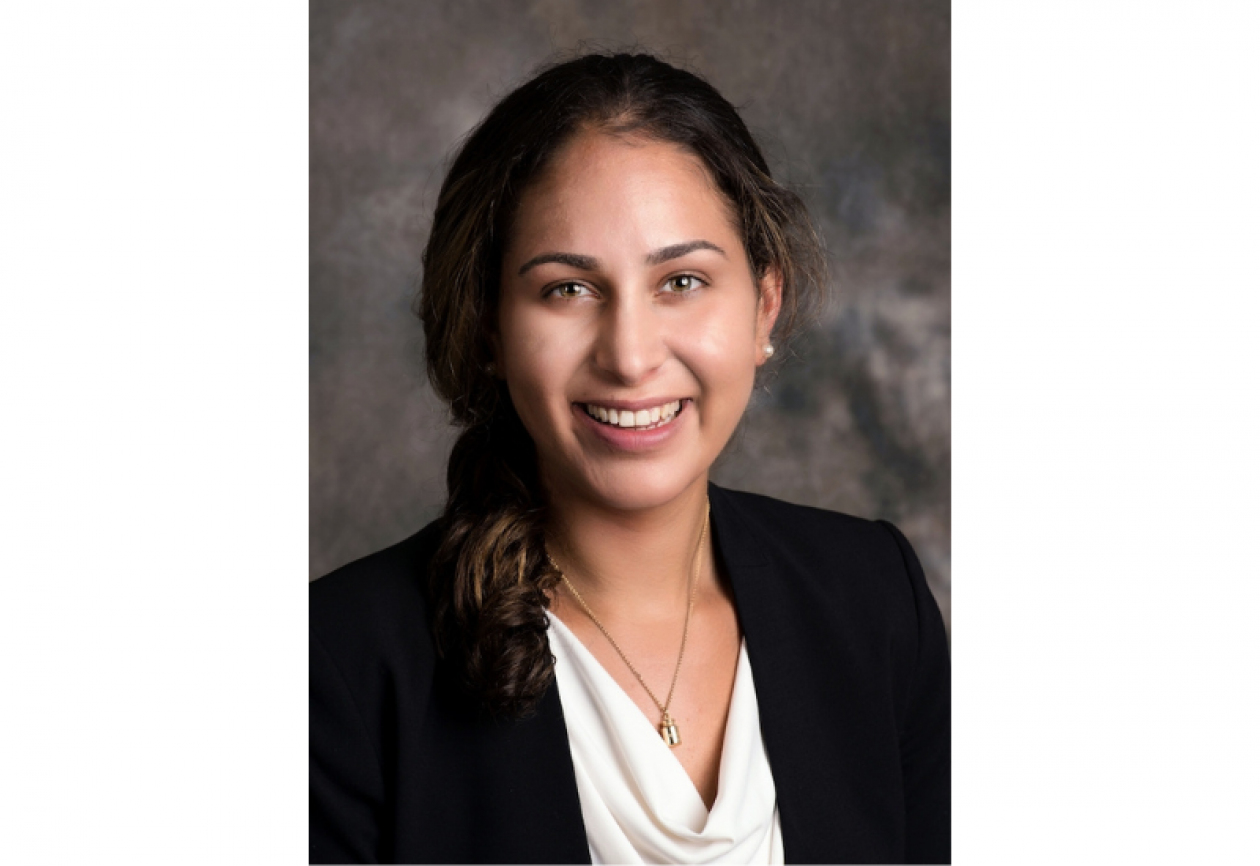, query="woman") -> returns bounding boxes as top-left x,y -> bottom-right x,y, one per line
310,53 -> 949,864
